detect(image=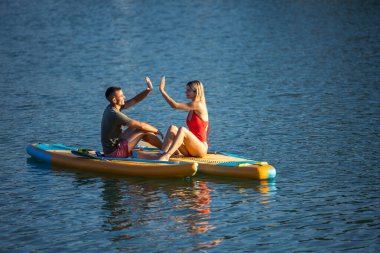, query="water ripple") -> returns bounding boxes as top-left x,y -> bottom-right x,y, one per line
1,0 -> 380,252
